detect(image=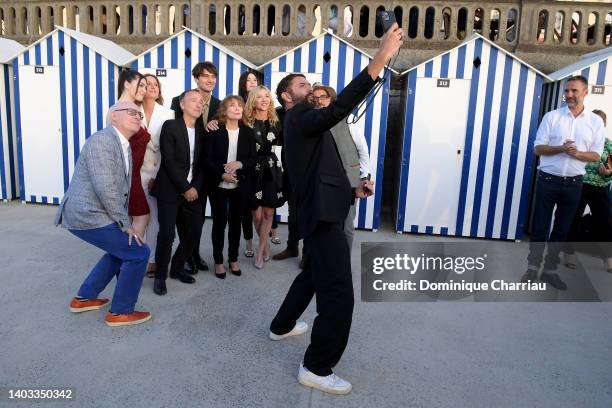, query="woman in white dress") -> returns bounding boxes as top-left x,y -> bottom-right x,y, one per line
140,74 -> 175,277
